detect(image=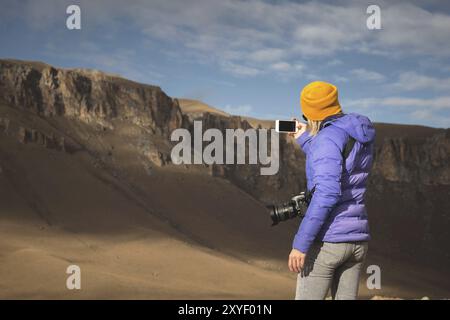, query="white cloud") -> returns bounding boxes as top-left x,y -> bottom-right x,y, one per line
350,68 -> 385,82
346,96 -> 450,110
328,59 -> 343,66
393,72 -> 450,91
410,109 -> 450,127
345,96 -> 450,127
344,98 -> 380,109
333,75 -> 349,83
220,62 -> 262,77
373,3 -> 450,57
386,97 -> 450,110
270,62 -> 291,72
223,104 -> 253,115
248,48 -> 285,62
